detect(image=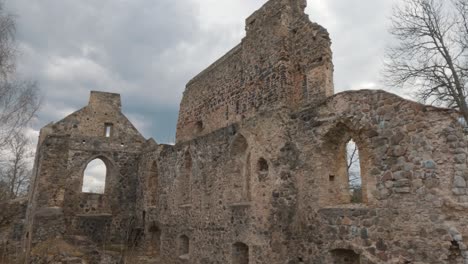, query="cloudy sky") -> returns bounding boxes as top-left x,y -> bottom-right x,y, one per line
5,0 -> 401,144
82,158 -> 106,193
